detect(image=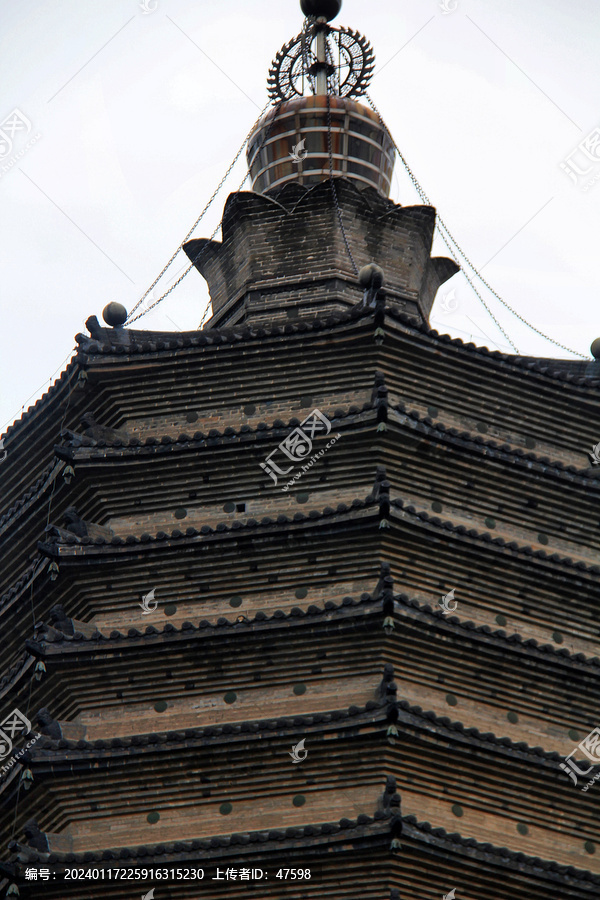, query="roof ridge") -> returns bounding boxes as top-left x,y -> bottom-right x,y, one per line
74,305 -> 371,356
72,304 -> 600,394
0,556 -> 48,617
403,815 -> 599,883
38,499 -> 376,554
57,404 -> 370,453
1,359 -> 78,442
383,306 -> 599,392
25,696 -> 565,766
27,591 -> 380,648
6,812 -> 392,864
394,403 -> 597,482
22,700 -> 385,756
393,591 -> 600,668
0,460 -> 63,534
393,499 -> 600,577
